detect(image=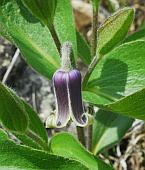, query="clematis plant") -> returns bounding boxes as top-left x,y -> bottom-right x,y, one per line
0,0 -> 145,169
